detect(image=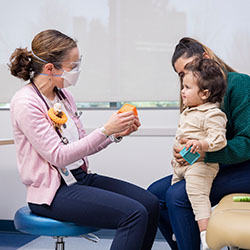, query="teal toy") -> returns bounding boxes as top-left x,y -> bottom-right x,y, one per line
179,146 -> 200,165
